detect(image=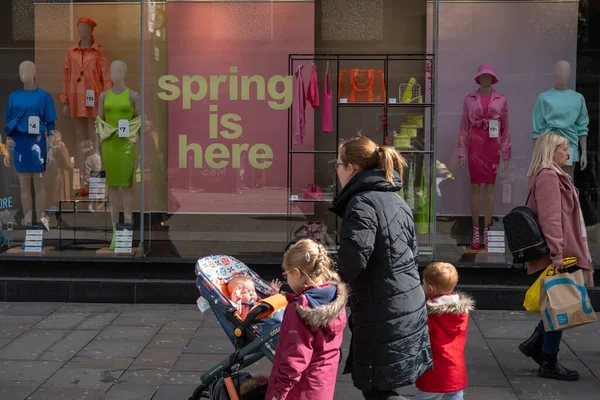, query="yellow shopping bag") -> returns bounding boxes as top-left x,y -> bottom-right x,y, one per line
523,257 -> 577,312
